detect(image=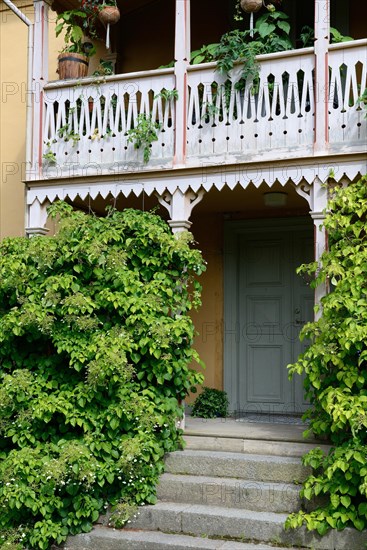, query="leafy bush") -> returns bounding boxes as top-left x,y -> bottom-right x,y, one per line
0,203 -> 205,549
286,175 -> 367,535
191,387 -> 229,418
